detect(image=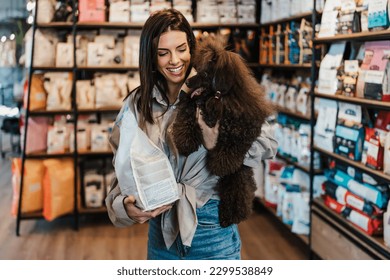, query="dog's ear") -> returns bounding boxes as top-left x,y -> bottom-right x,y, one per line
211,51 -> 235,94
